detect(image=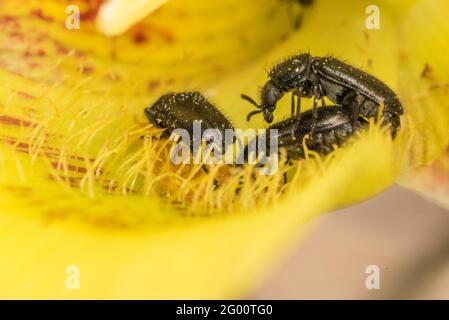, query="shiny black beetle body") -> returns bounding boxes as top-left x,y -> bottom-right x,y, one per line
242,53 -> 403,136
246,106 -> 368,160
145,92 -> 234,138
145,92 -> 235,188
145,91 -> 235,162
